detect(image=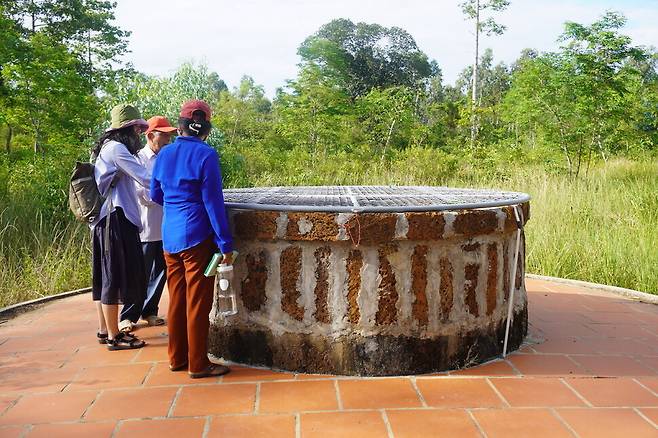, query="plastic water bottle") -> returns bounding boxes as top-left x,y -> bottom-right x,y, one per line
215,263 -> 238,317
